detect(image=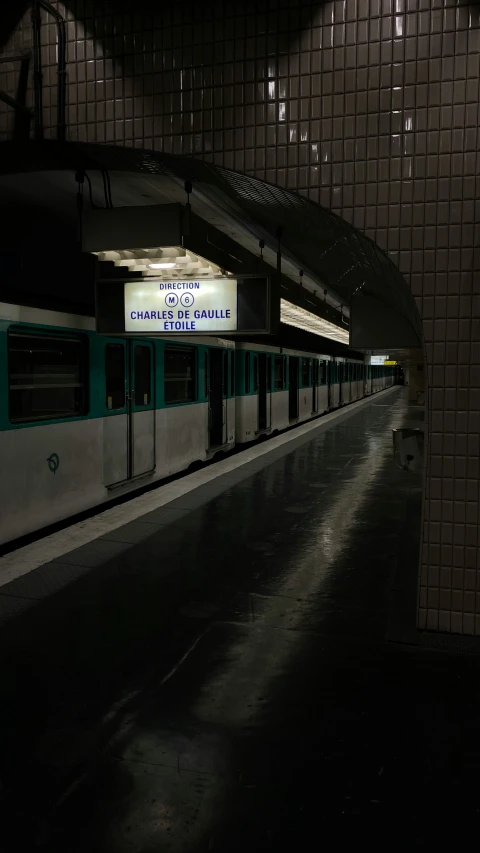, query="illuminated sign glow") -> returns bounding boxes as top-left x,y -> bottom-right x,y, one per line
124,278 -> 237,333
370,355 -> 389,365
